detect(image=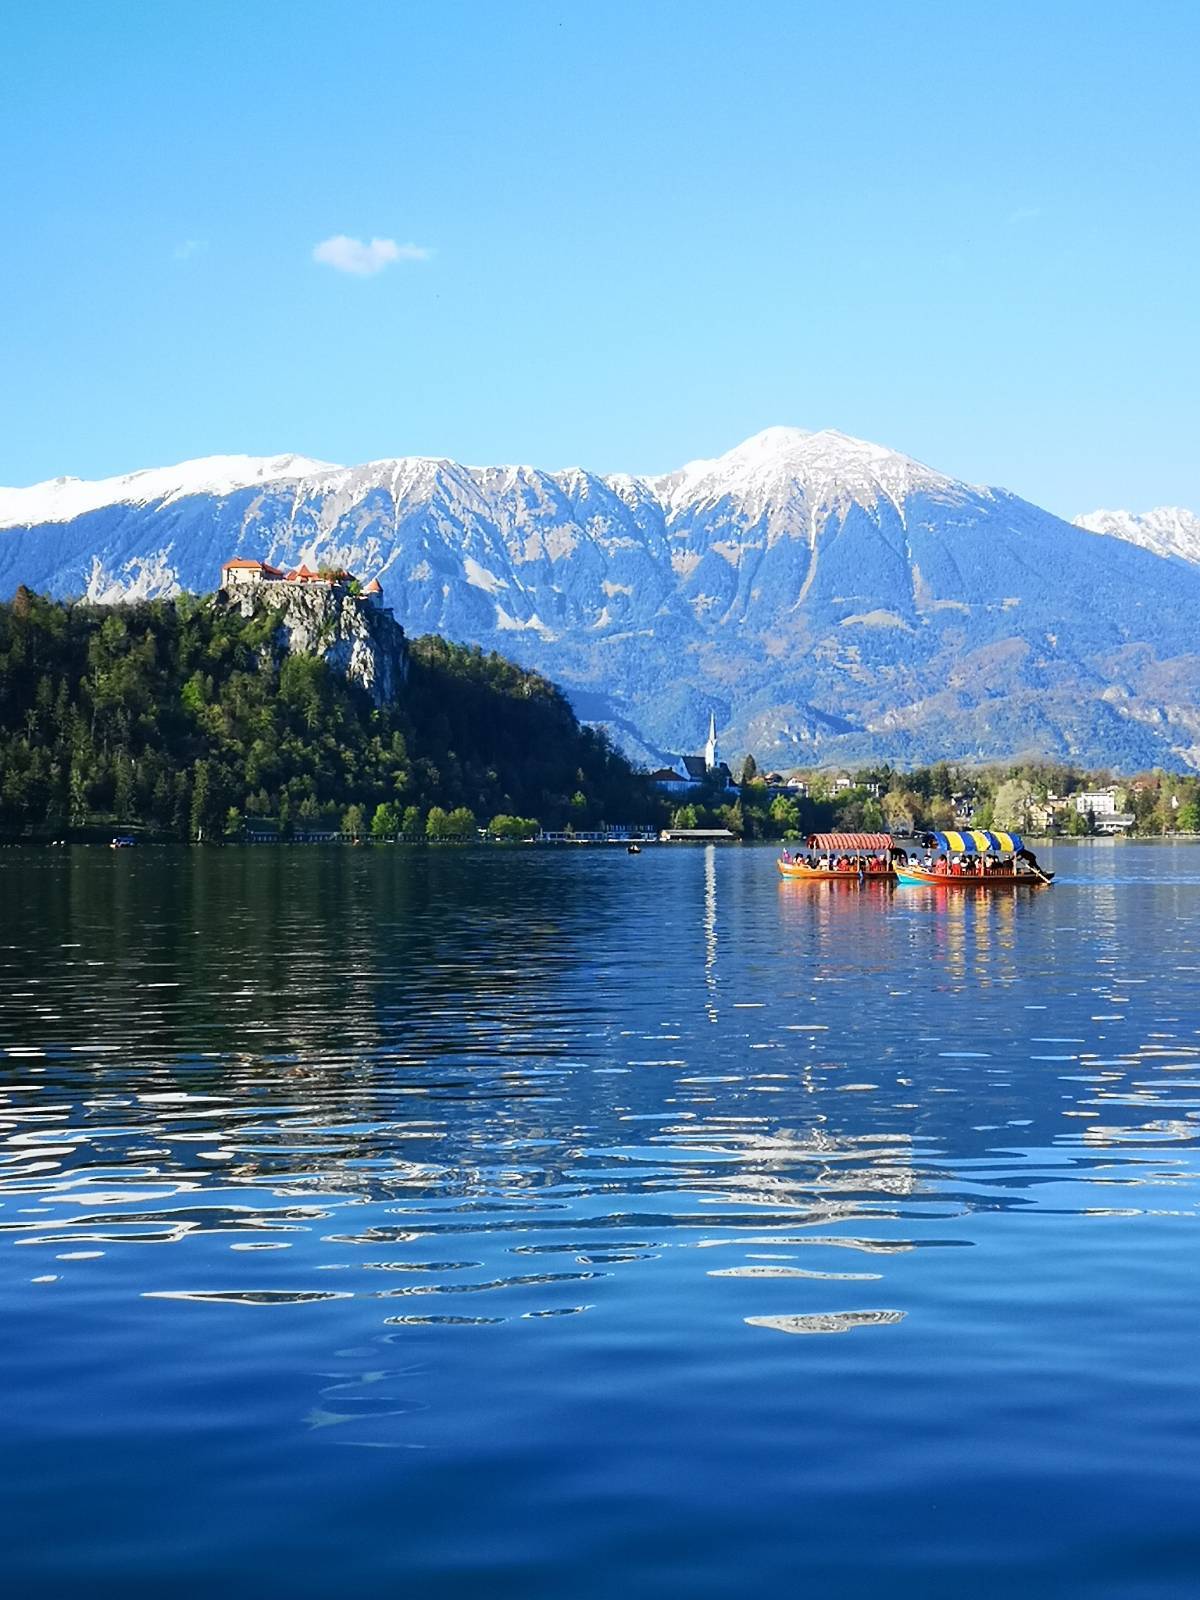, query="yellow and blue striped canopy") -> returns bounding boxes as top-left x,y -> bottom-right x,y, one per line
929,830 -> 1022,855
